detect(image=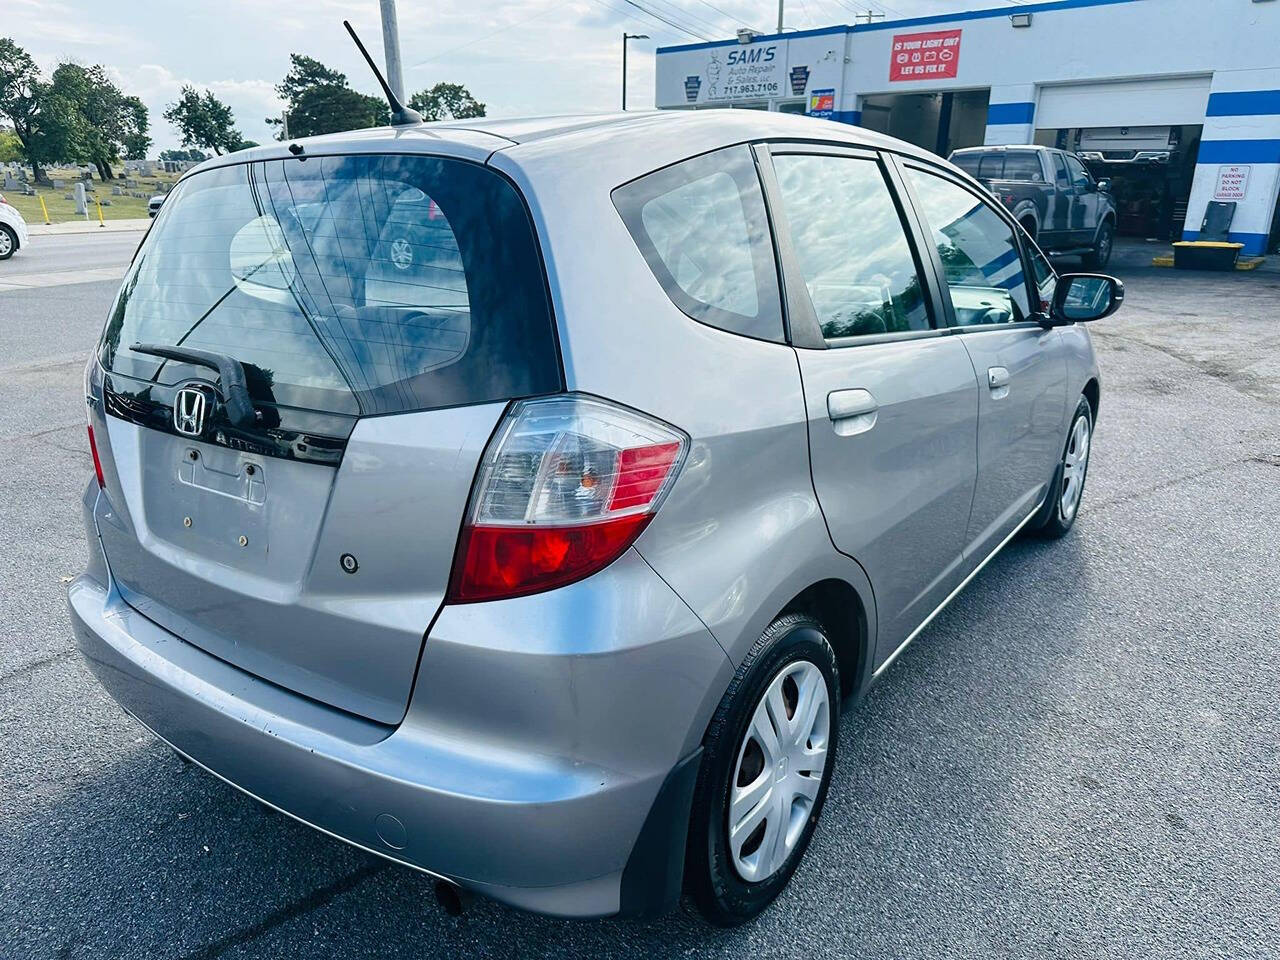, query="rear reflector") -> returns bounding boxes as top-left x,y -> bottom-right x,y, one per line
447,395 -> 687,603
87,424 -> 105,489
